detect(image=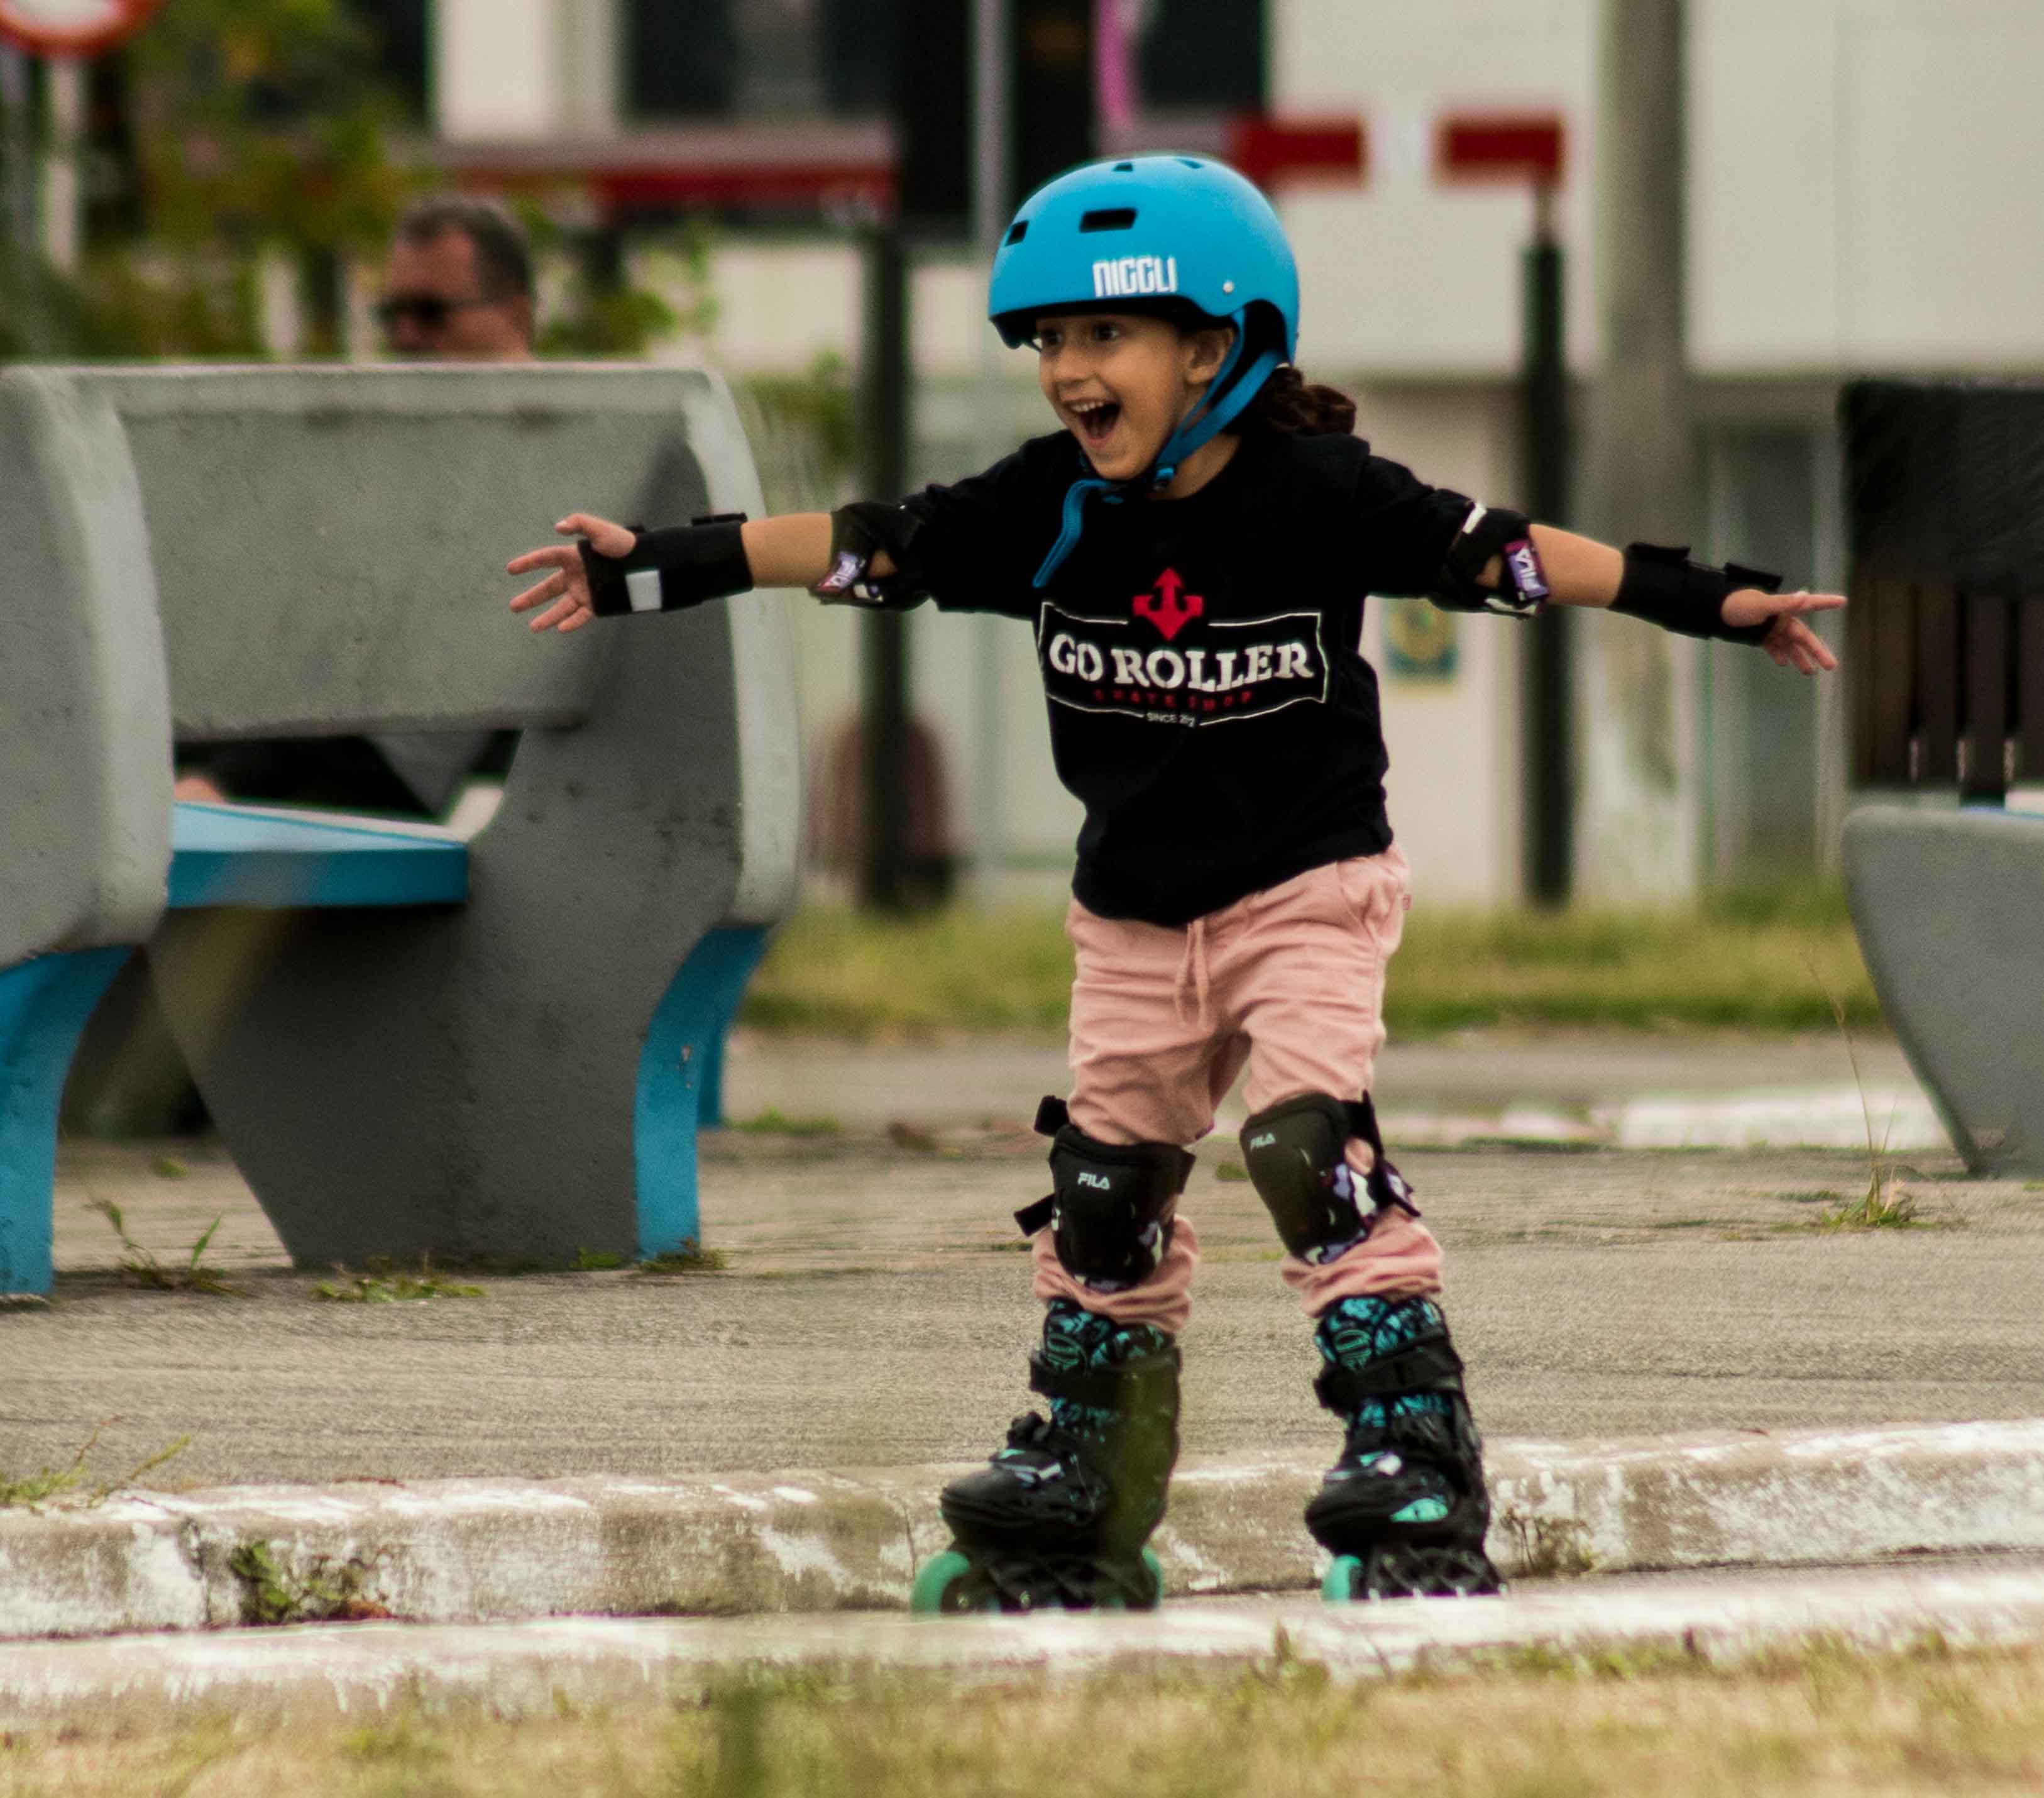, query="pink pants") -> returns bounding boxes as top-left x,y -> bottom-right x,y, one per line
1032,850 -> 1445,1335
